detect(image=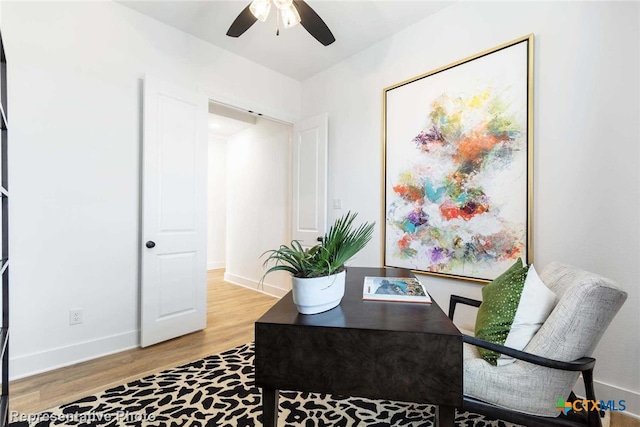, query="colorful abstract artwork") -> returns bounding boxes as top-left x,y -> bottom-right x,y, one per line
383,36 -> 533,282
